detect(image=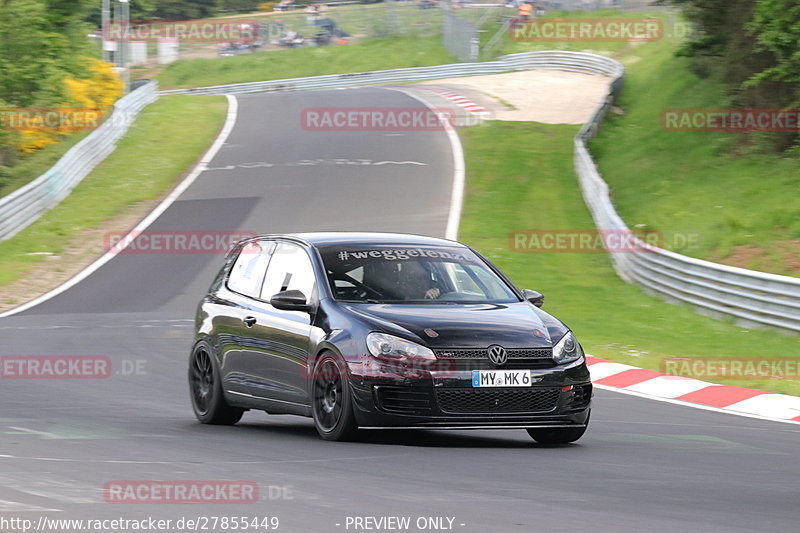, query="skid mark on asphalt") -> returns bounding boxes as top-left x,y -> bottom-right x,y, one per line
0,452 -> 412,466
3,419 -> 172,441
0,321 -> 193,331
204,159 -> 428,172
590,433 -> 784,454
2,474 -> 98,506
0,499 -> 59,512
